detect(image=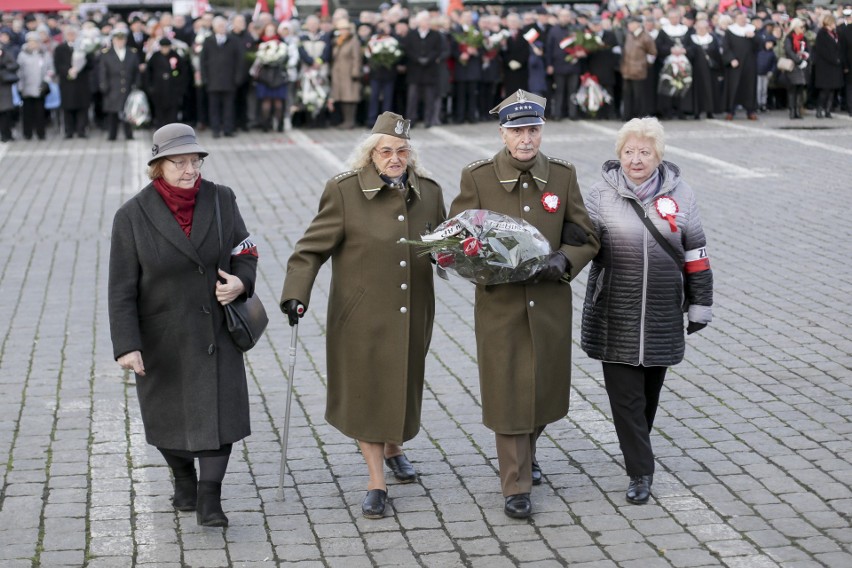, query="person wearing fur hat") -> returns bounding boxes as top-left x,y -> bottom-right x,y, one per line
109,124 -> 260,528
281,112 -> 446,519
